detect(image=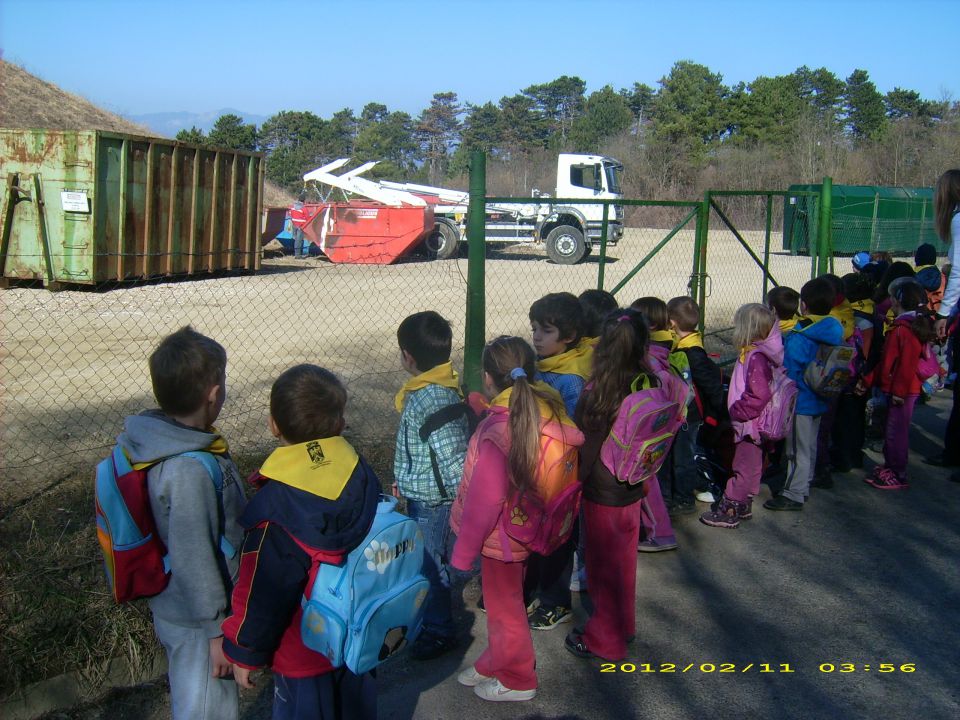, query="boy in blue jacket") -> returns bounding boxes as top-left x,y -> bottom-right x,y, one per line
764,278 -> 844,511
